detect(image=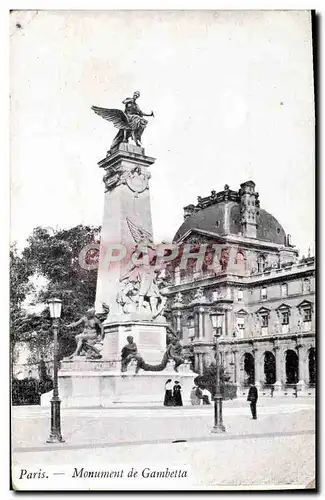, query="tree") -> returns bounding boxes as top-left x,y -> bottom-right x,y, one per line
10,243 -> 34,370
194,362 -> 237,400
10,243 -> 33,310
194,362 -> 230,394
11,224 -> 101,363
